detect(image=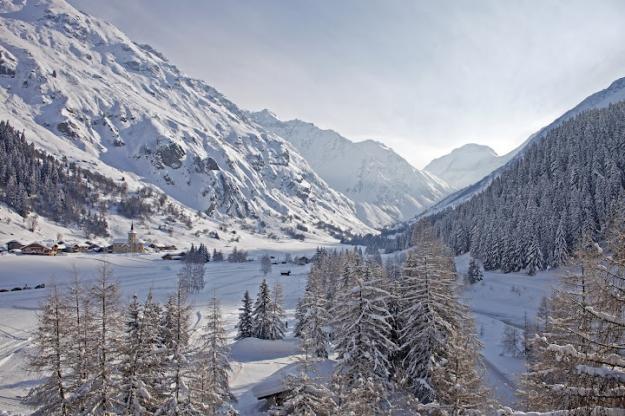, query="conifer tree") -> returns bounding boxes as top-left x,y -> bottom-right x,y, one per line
81,262 -> 123,415
552,217 -> 569,268
525,233 -> 543,275
251,279 -> 274,340
235,290 -> 253,340
466,258 -> 483,284
118,291 -> 164,414
298,266 -> 330,358
399,227 -> 488,411
333,262 -> 395,412
521,238 -> 625,413
268,282 -> 286,340
190,294 -> 234,415
27,286 -> 72,416
157,280 -> 192,414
